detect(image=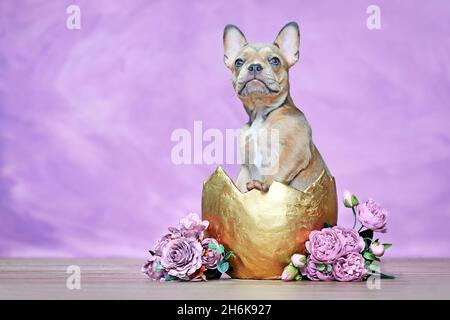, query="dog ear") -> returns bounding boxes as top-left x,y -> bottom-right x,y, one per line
274,22 -> 300,67
223,24 -> 248,69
